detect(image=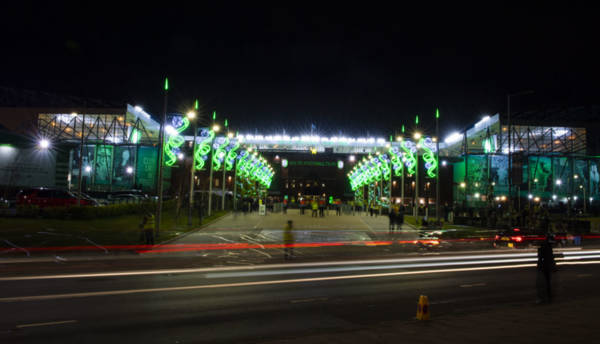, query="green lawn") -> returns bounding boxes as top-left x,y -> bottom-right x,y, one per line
0,210 -> 228,248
